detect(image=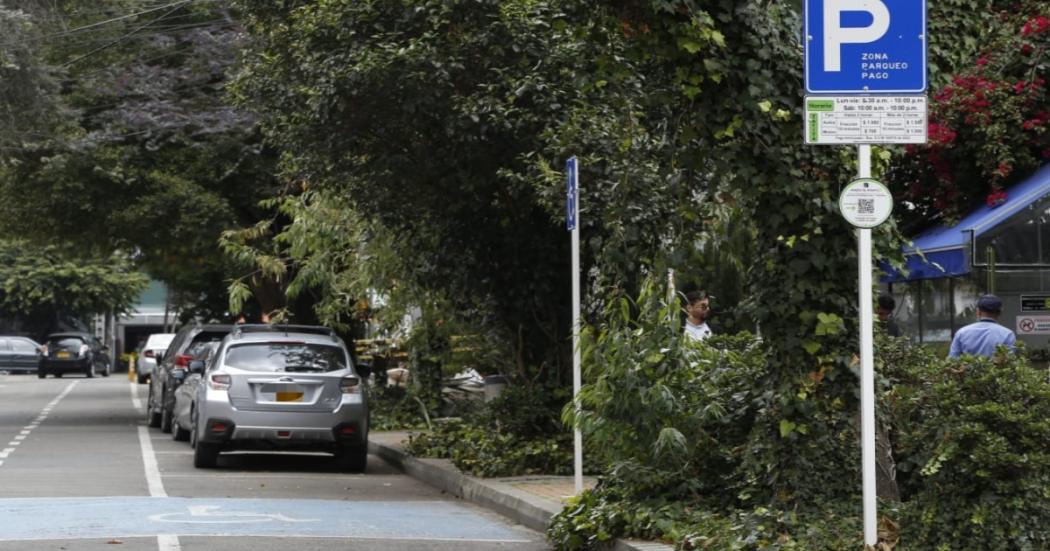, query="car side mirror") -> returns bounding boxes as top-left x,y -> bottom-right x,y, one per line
188,360 -> 206,374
